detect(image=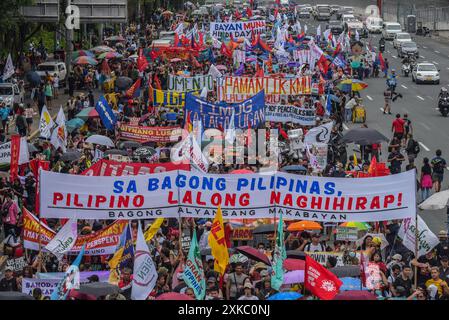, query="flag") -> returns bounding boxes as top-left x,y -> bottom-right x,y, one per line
278,123 -> 288,140
39,105 -> 54,139
50,107 -> 67,152
379,52 -> 386,72
2,53 -> 14,81
225,108 -> 236,144
208,206 -> 229,275
208,64 -> 222,80
355,29 -> 360,41
174,23 -> 184,35
126,78 -> 141,98
246,7 -> 252,18
325,91 -> 332,116
44,219 -> 78,260
304,121 -> 333,144
182,229 -> 206,300
305,255 -> 342,300
398,215 -> 439,257
137,49 -> 149,72
174,32 -> 180,47
9,135 -> 20,182
101,59 -> 111,77
144,218 -> 164,241
271,212 -> 286,291
368,155 -> 377,176
184,111 -> 193,133
29,158 -> 49,214
154,74 -> 162,90
51,245 -> 86,300
95,95 -> 117,131
353,153 -> 358,167
108,222 -> 135,283
316,24 -> 322,41
131,221 -> 157,300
